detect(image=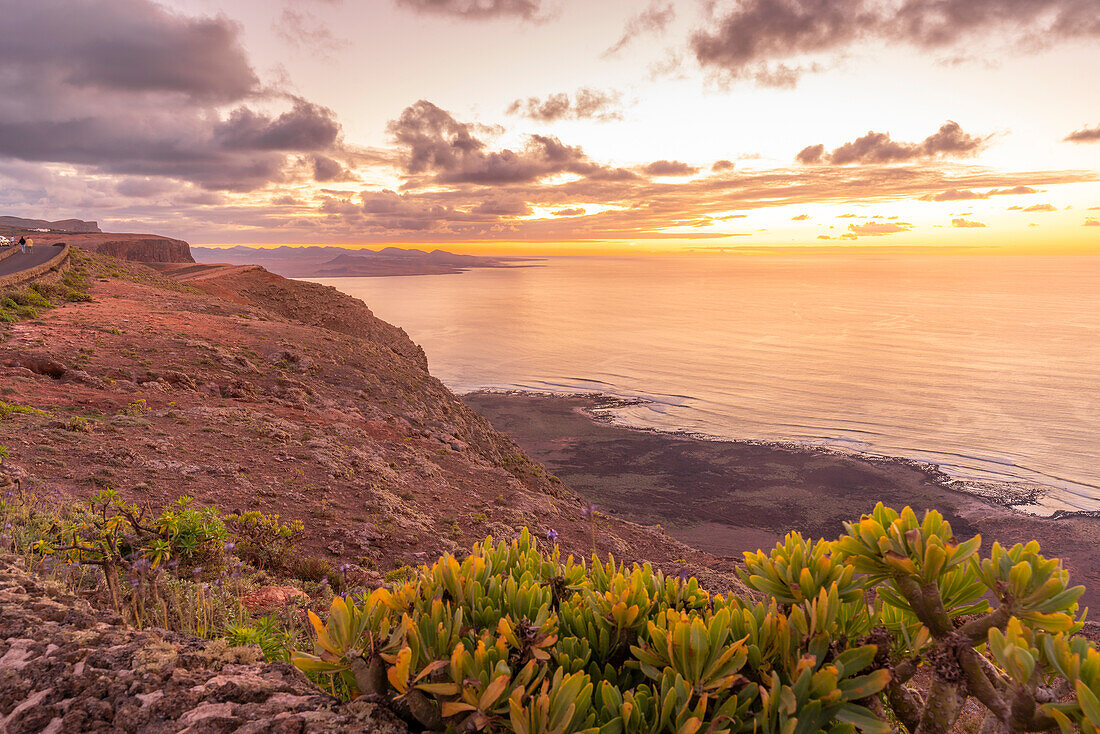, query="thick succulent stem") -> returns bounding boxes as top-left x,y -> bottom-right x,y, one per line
959,606 -> 1011,647
914,677 -> 965,734
885,678 -> 924,733
349,653 -> 388,697
959,647 -> 1008,721
894,576 -> 952,637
